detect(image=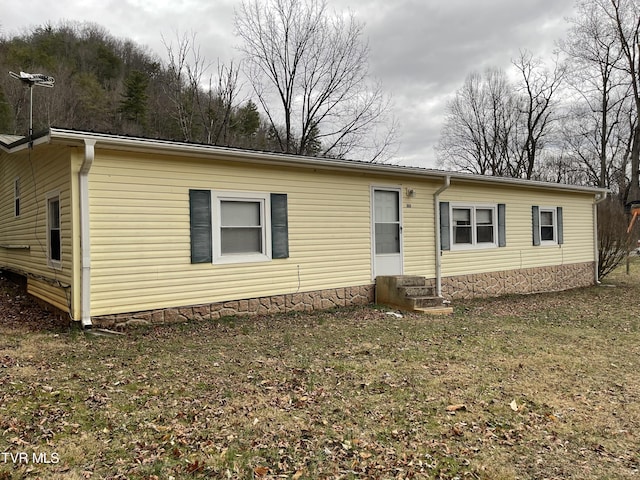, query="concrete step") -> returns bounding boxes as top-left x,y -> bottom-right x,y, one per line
376,275 -> 452,315
396,276 -> 427,287
400,286 -> 435,297
410,296 -> 448,309
414,306 -> 454,316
